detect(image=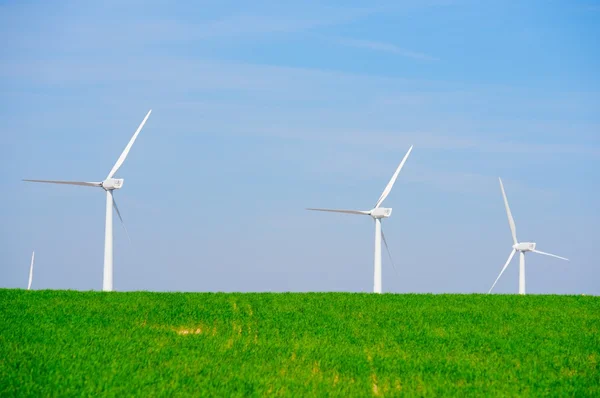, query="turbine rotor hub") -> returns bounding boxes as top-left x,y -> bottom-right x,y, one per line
370,207 -> 392,219
513,242 -> 536,252
102,178 -> 124,191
